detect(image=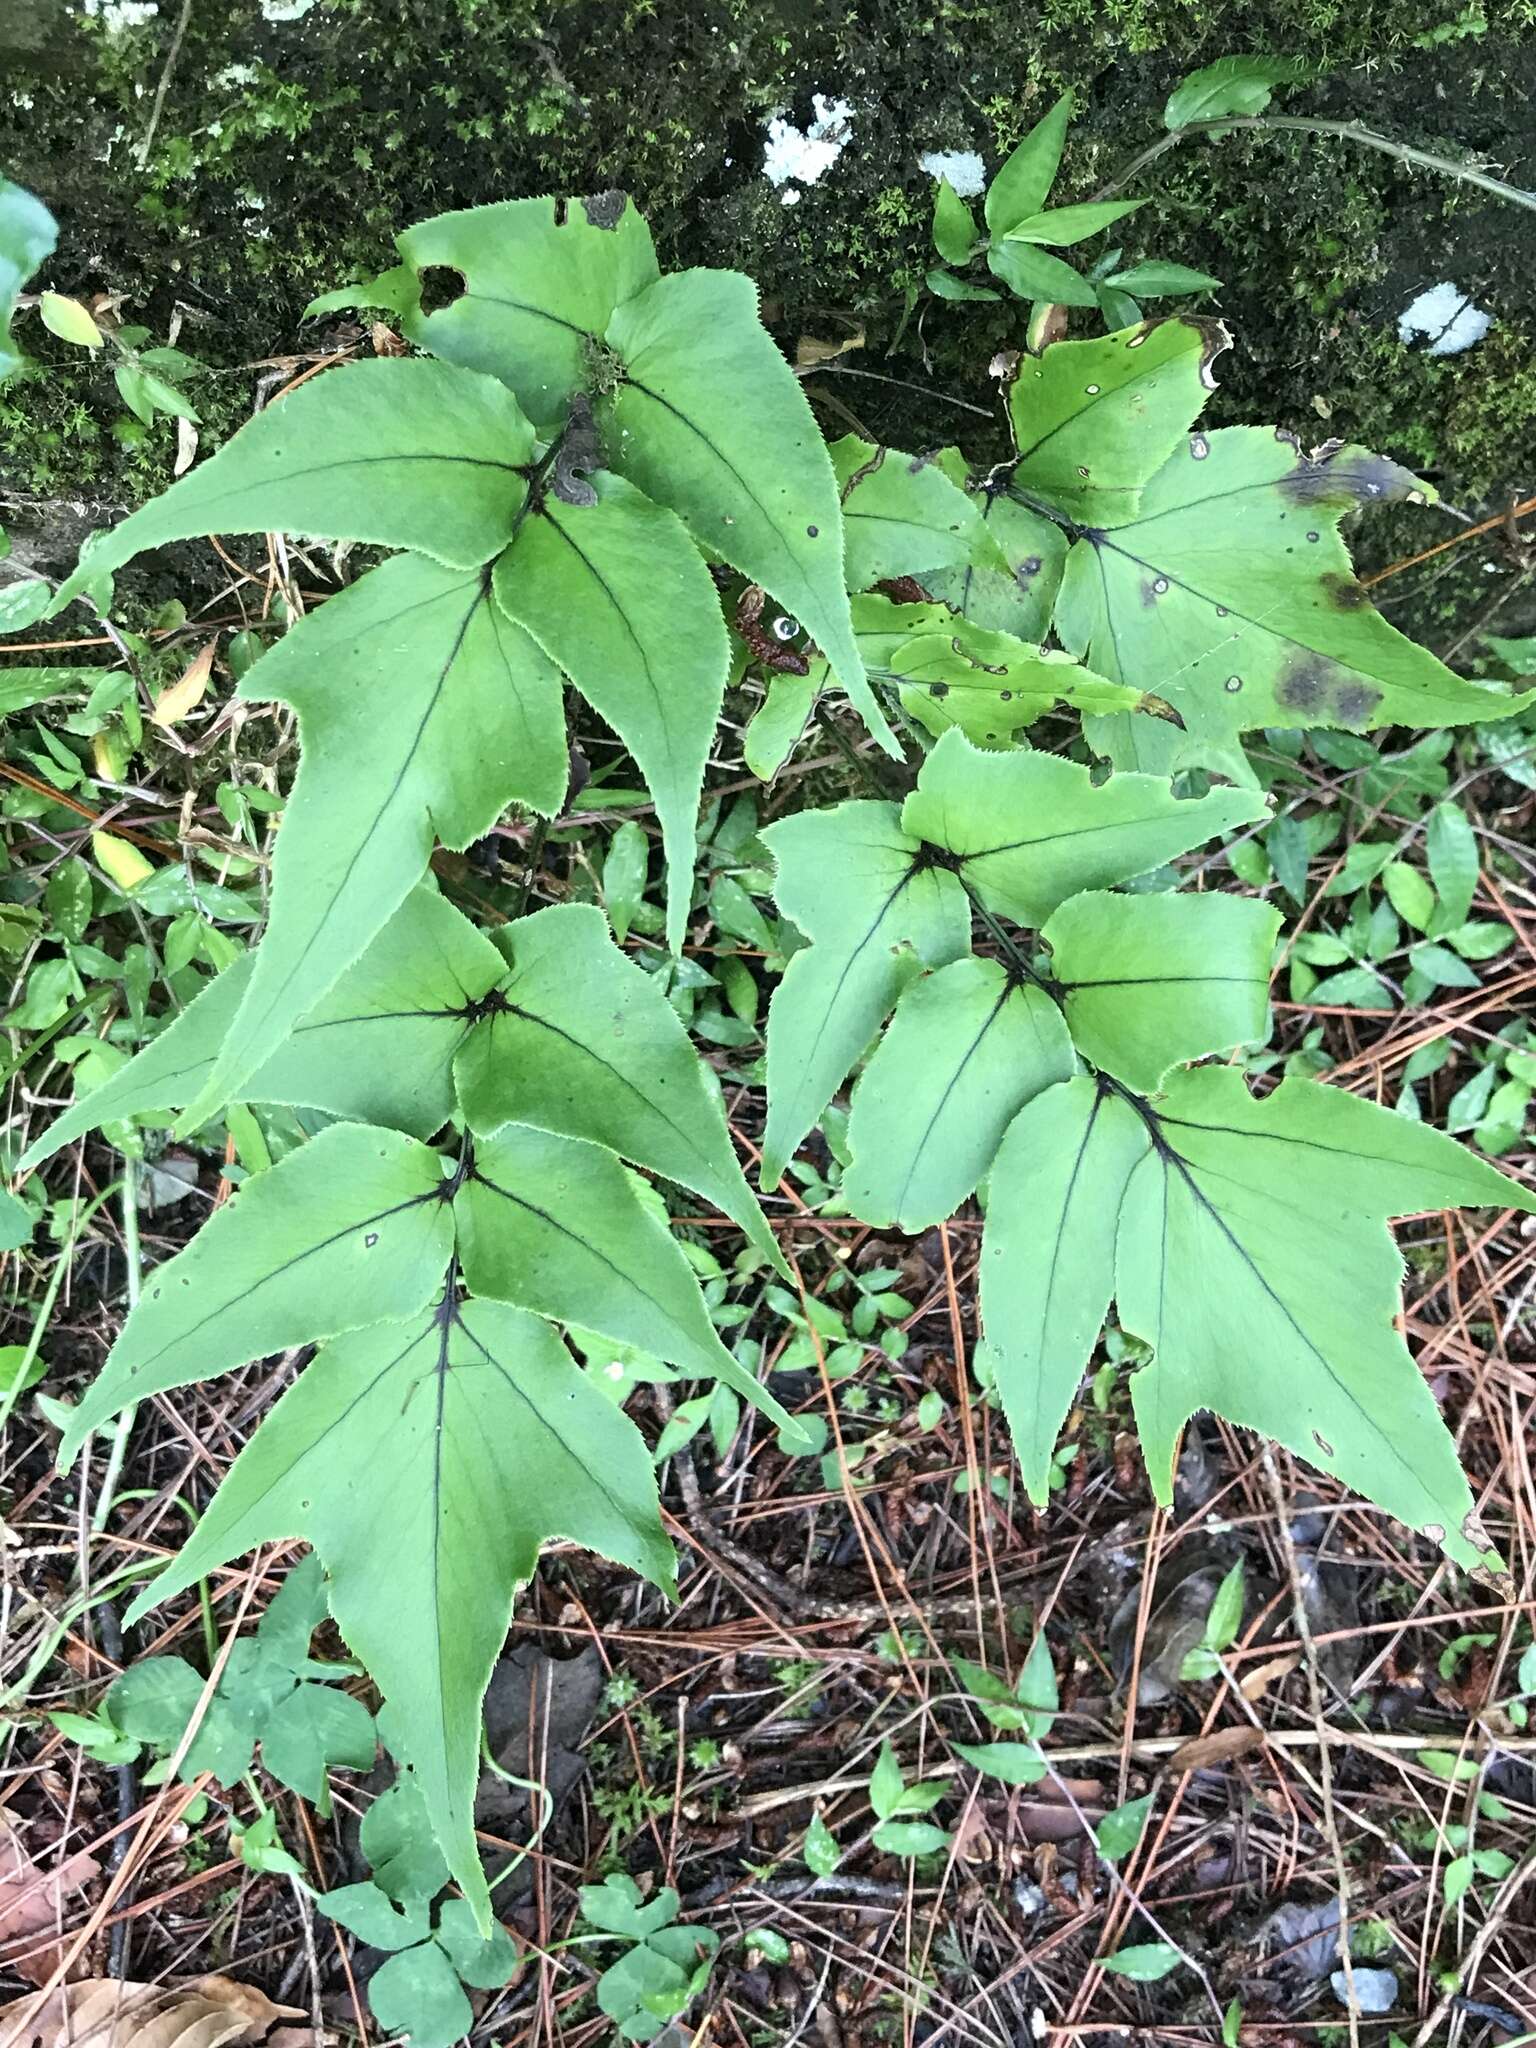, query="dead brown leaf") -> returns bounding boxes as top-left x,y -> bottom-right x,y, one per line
0,1977 -> 305,2048
1168,1724 -> 1265,1774
794,325 -> 864,370
151,644 -> 216,730
1015,1775 -> 1105,1845
1240,1652 -> 1300,1703
0,1818 -> 100,1987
